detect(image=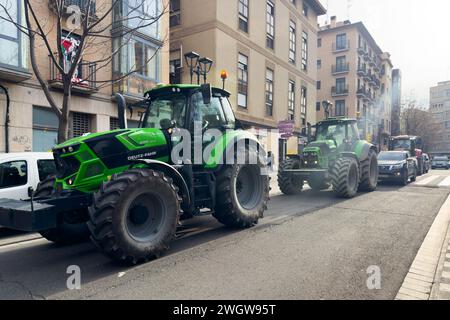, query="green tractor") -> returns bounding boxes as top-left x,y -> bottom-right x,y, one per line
278,117 -> 378,198
0,84 -> 269,264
